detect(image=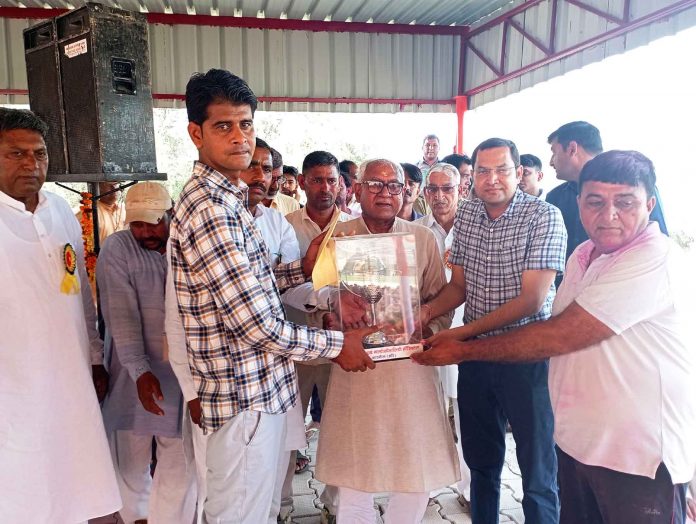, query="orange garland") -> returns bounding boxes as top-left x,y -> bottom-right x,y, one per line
79,192 -> 98,285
